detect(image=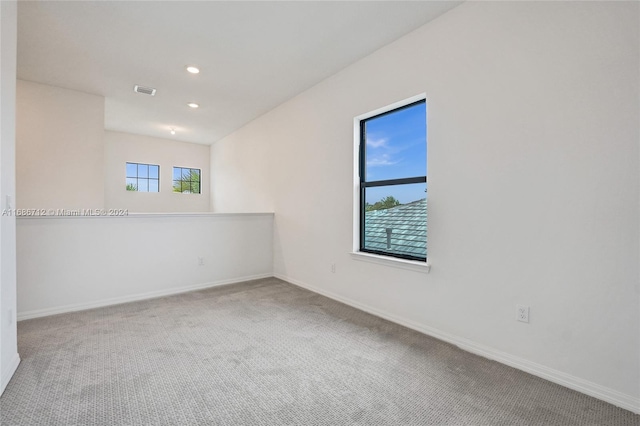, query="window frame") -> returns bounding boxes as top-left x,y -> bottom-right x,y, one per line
125,162 -> 160,193
353,94 -> 428,265
172,166 -> 202,194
